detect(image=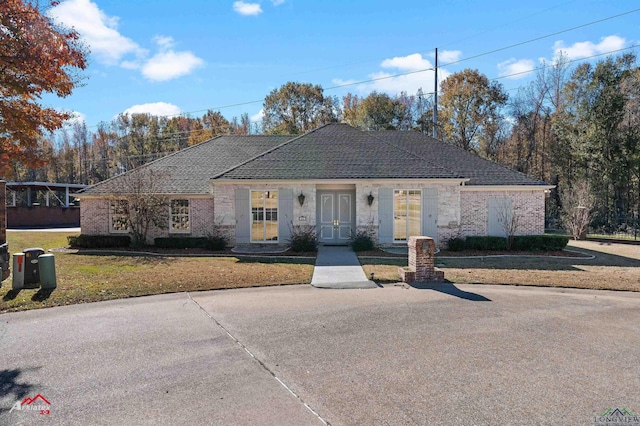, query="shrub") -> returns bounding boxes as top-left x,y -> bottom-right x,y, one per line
350,229 -> 375,252
465,236 -> 508,251
154,237 -> 209,249
68,234 -> 131,248
206,235 -> 228,251
446,237 -> 466,252
512,235 -> 569,251
288,225 -> 317,252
